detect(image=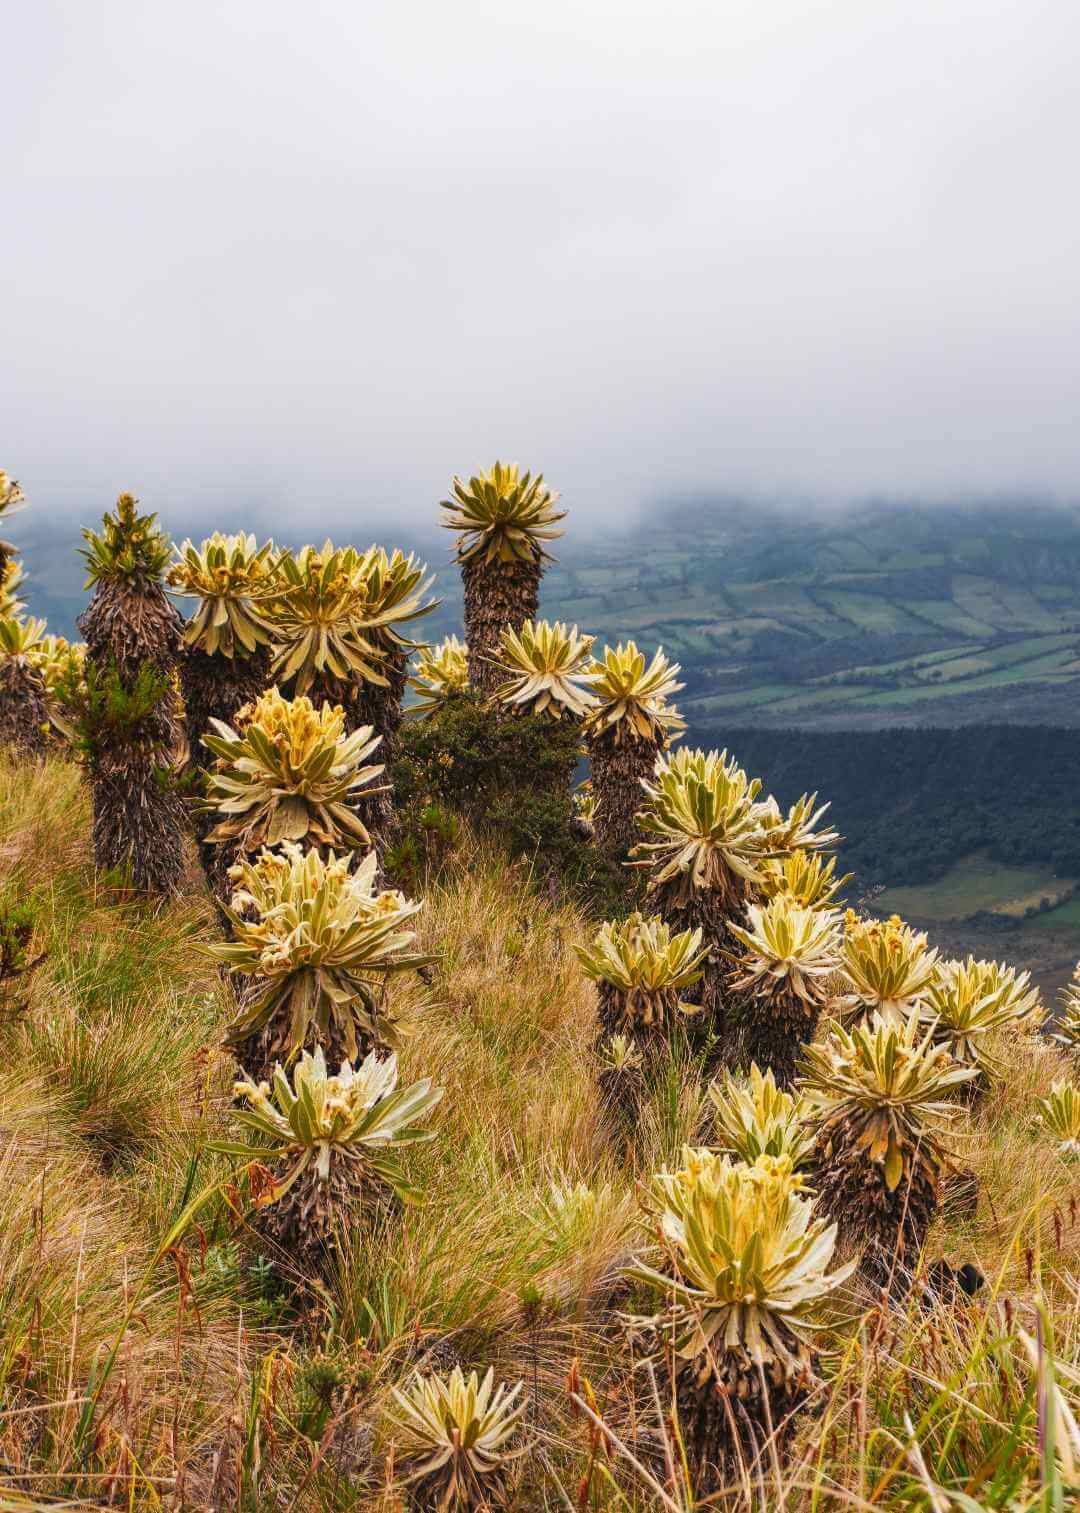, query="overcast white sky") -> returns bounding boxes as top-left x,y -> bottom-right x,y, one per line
6,0 -> 1080,535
